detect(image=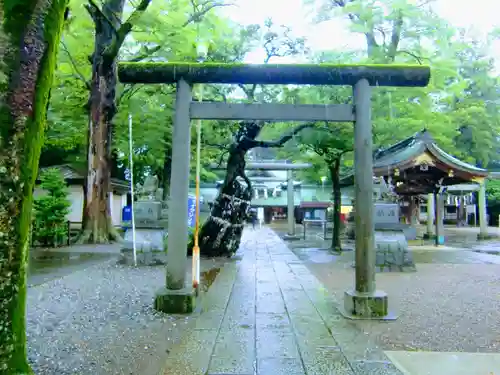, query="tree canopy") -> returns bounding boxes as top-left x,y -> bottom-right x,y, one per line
44,0 -> 500,188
